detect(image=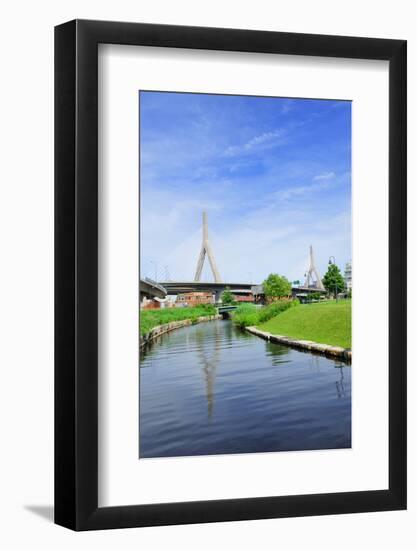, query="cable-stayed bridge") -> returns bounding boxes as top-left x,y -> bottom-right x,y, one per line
141,212 -> 326,302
